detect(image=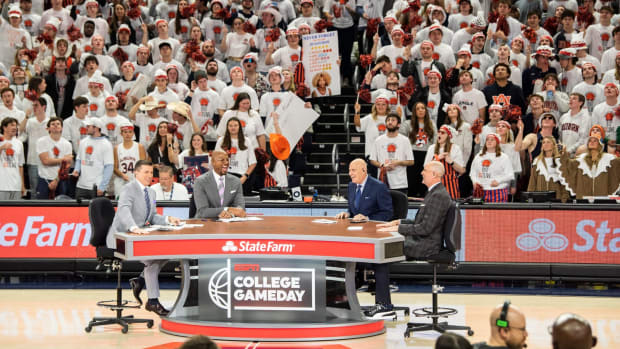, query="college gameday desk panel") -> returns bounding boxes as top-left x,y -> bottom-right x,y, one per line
114,217 -> 405,341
